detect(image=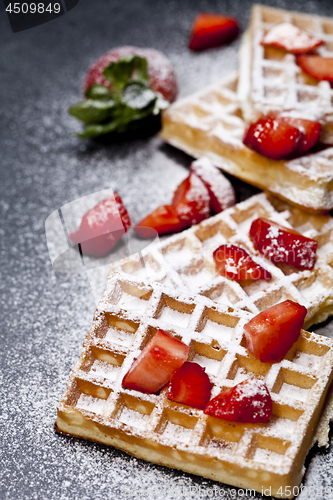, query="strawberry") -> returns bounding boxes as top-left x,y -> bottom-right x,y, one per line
167,362 -> 212,410
204,378 -> 272,423
279,116 -> 321,154
213,244 -> 272,281
261,22 -> 323,55
190,158 -> 236,213
297,55 -> 333,85
189,13 -> 240,52
249,218 -> 318,270
243,116 -> 301,160
69,193 -> 131,257
172,172 -> 211,226
84,46 -> 178,103
244,300 -> 307,363
135,205 -> 187,238
122,330 -> 189,394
